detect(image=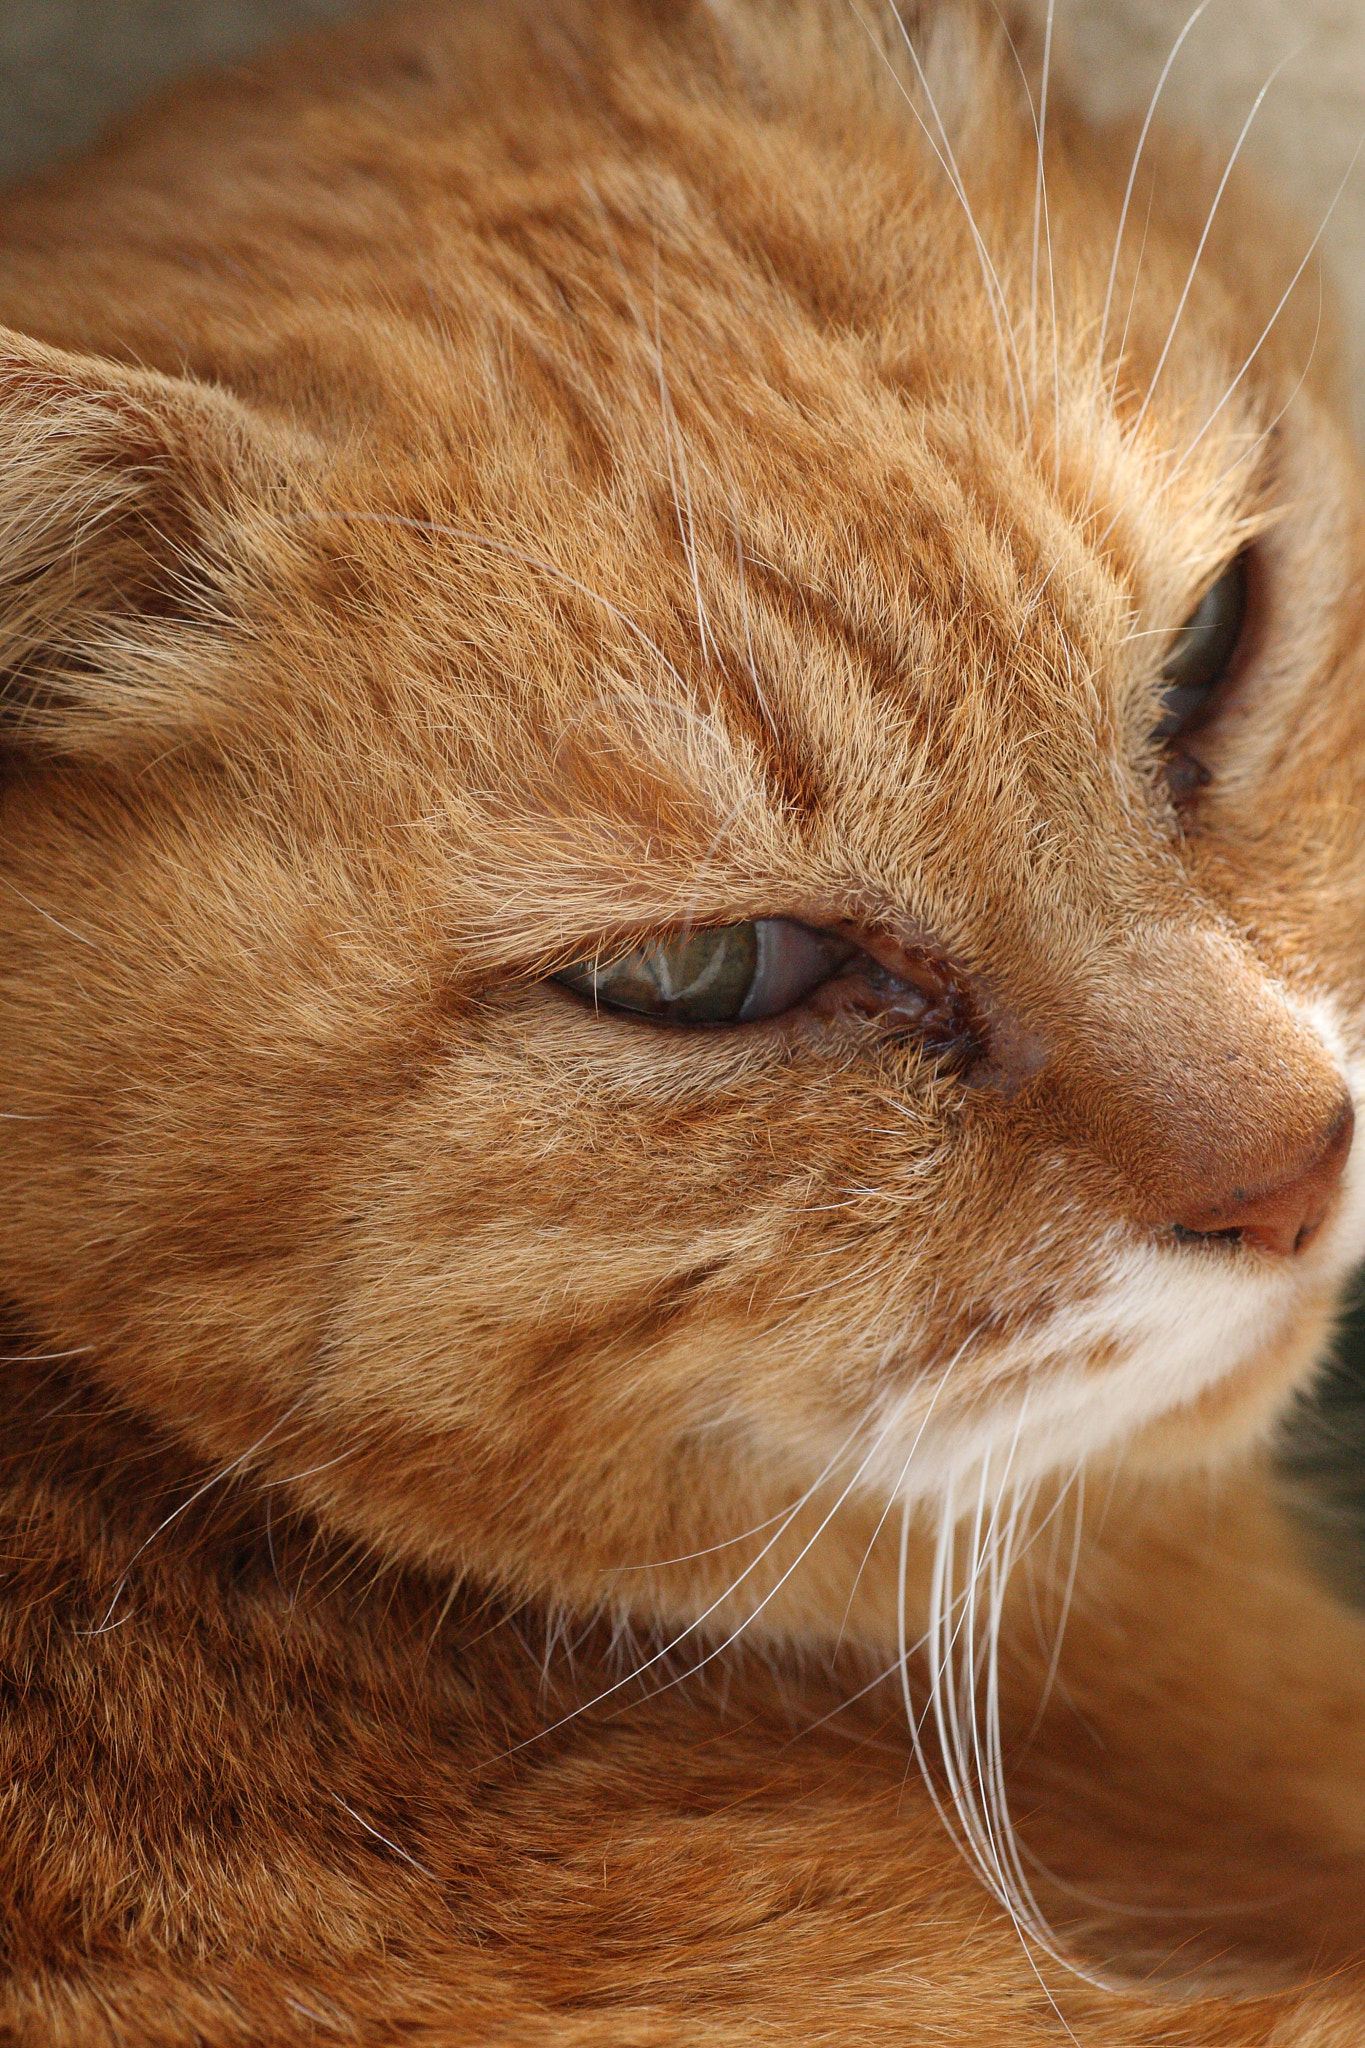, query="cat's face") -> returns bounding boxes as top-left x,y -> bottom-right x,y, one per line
2,0 -> 1364,1639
